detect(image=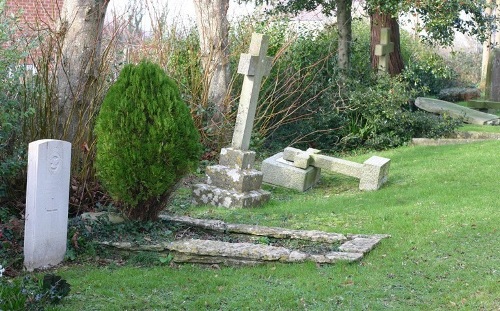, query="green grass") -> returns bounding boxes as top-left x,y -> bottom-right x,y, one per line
458,124 -> 500,133
54,141 -> 499,310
